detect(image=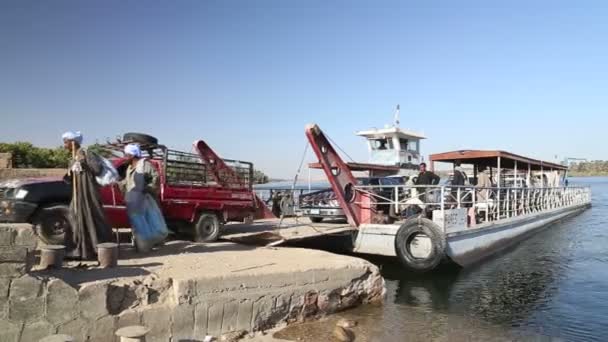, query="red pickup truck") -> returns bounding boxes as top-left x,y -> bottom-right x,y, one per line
0,133 -> 272,245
